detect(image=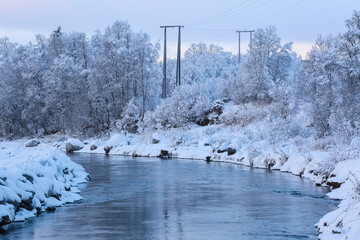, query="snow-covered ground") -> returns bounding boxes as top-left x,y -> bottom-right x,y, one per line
0,140 -> 90,226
